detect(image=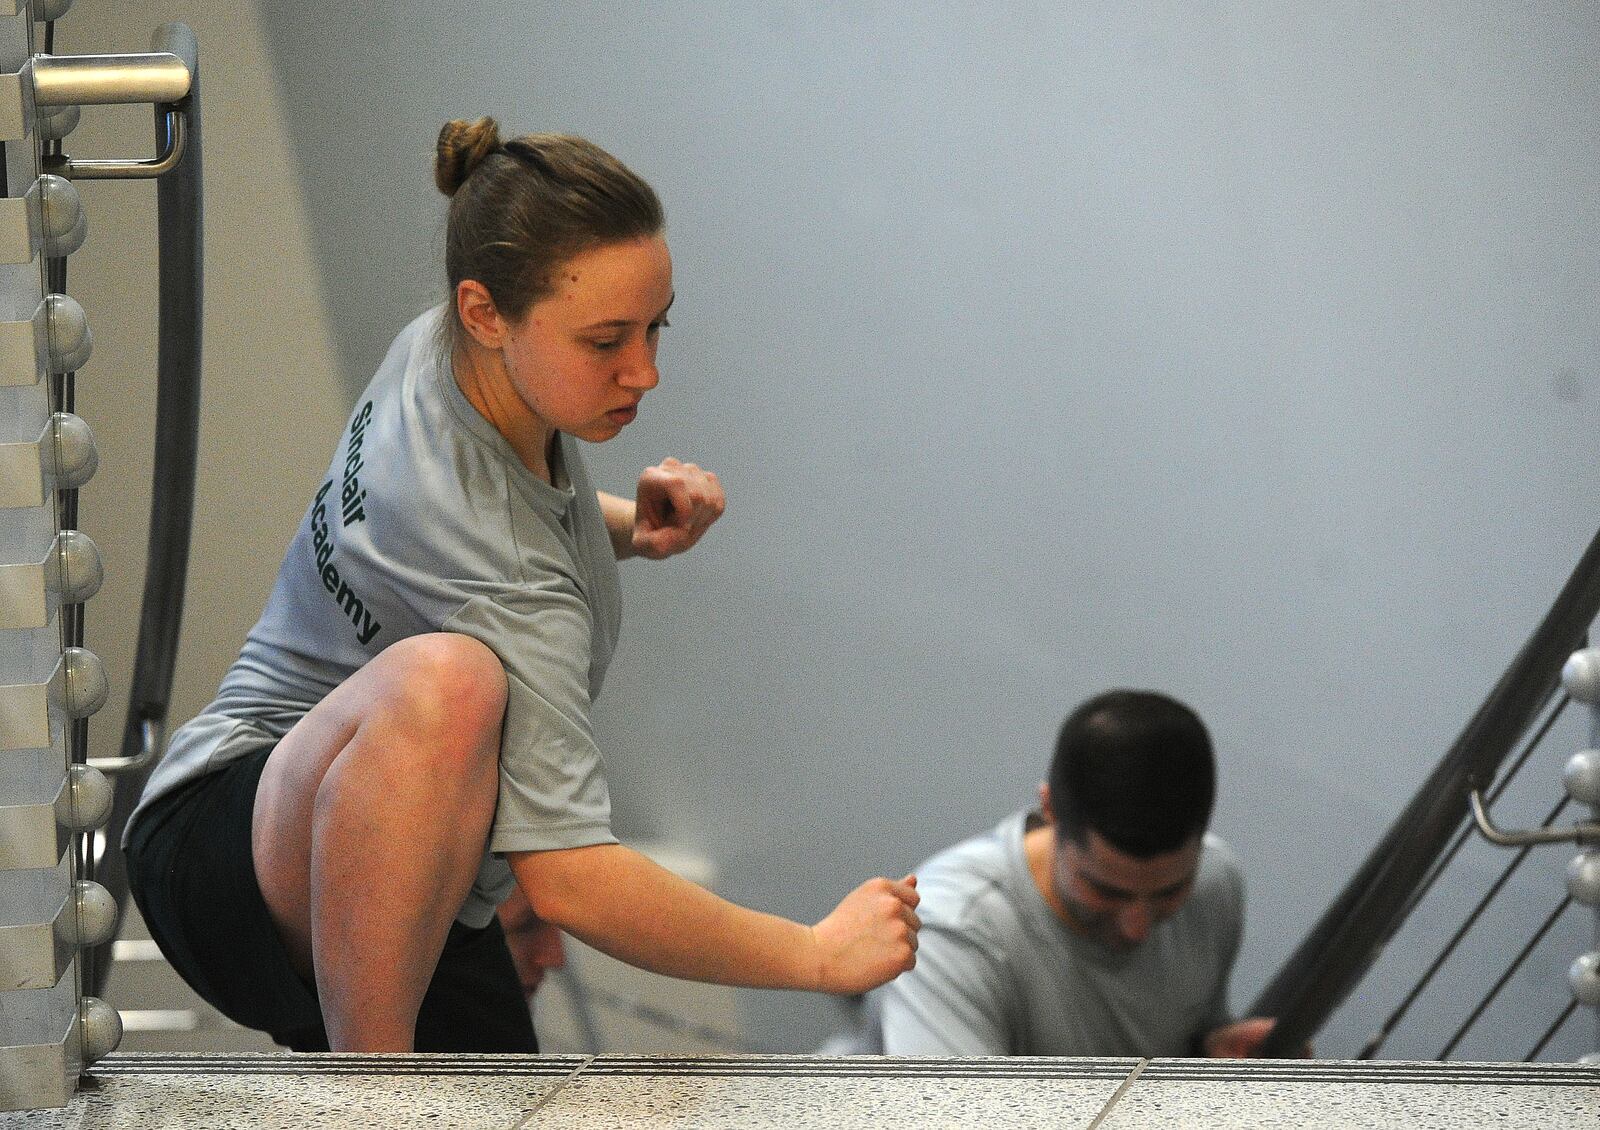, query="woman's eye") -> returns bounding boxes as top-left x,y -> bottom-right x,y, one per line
589,338 -> 622,351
